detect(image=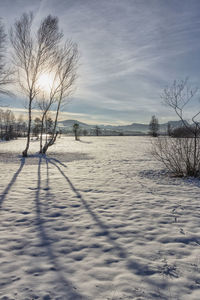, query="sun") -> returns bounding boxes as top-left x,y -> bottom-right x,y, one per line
37,73 -> 55,93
